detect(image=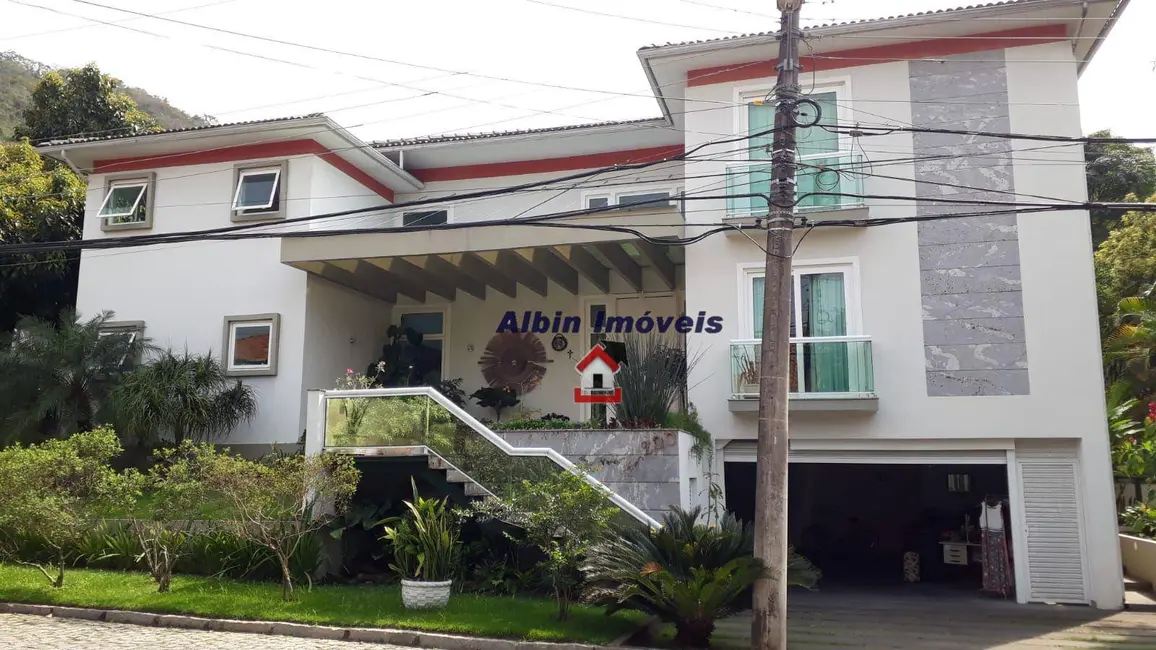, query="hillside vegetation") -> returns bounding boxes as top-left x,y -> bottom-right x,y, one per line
0,51 -> 211,139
